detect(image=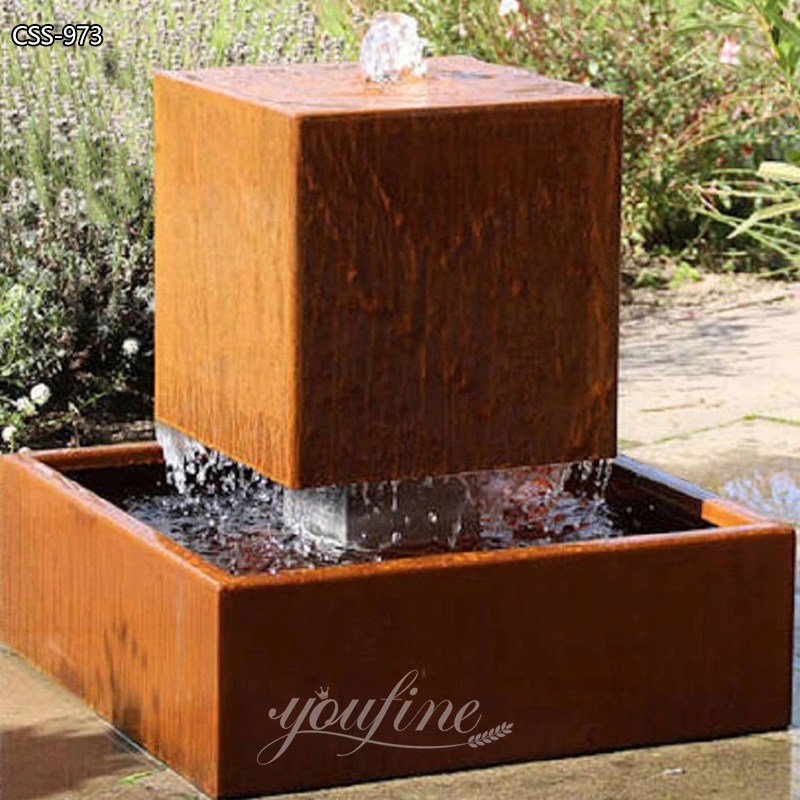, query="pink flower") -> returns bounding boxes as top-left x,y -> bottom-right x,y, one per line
719,36 -> 740,65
